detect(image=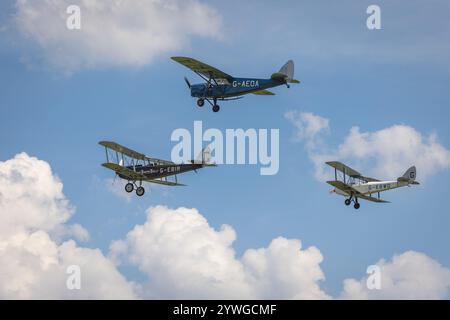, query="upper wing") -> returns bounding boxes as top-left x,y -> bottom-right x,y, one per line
99,141 -> 146,160
327,180 -> 389,203
326,161 -> 361,177
171,57 -> 233,80
360,176 -> 380,182
99,141 -> 174,165
326,161 -> 380,182
252,89 -> 275,95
